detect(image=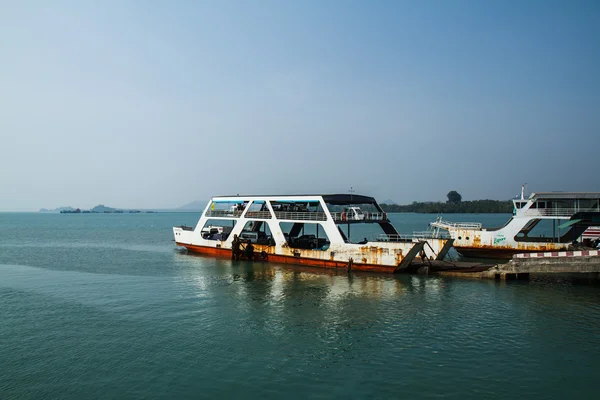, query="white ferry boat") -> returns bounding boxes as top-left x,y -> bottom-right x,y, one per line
173,194 -> 453,273
430,189 -> 600,259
